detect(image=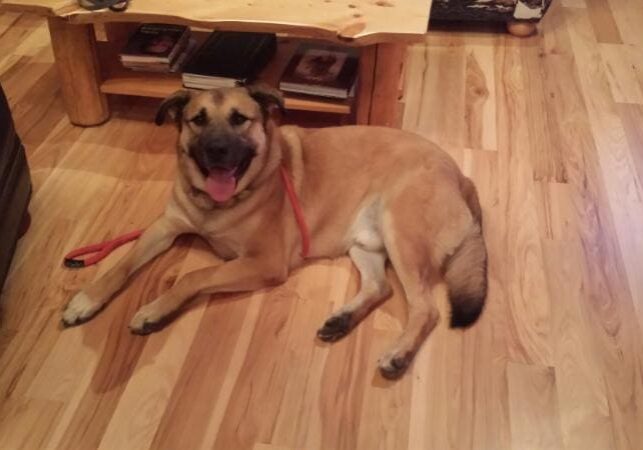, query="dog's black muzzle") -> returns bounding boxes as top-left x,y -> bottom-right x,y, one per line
190,132 -> 256,178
